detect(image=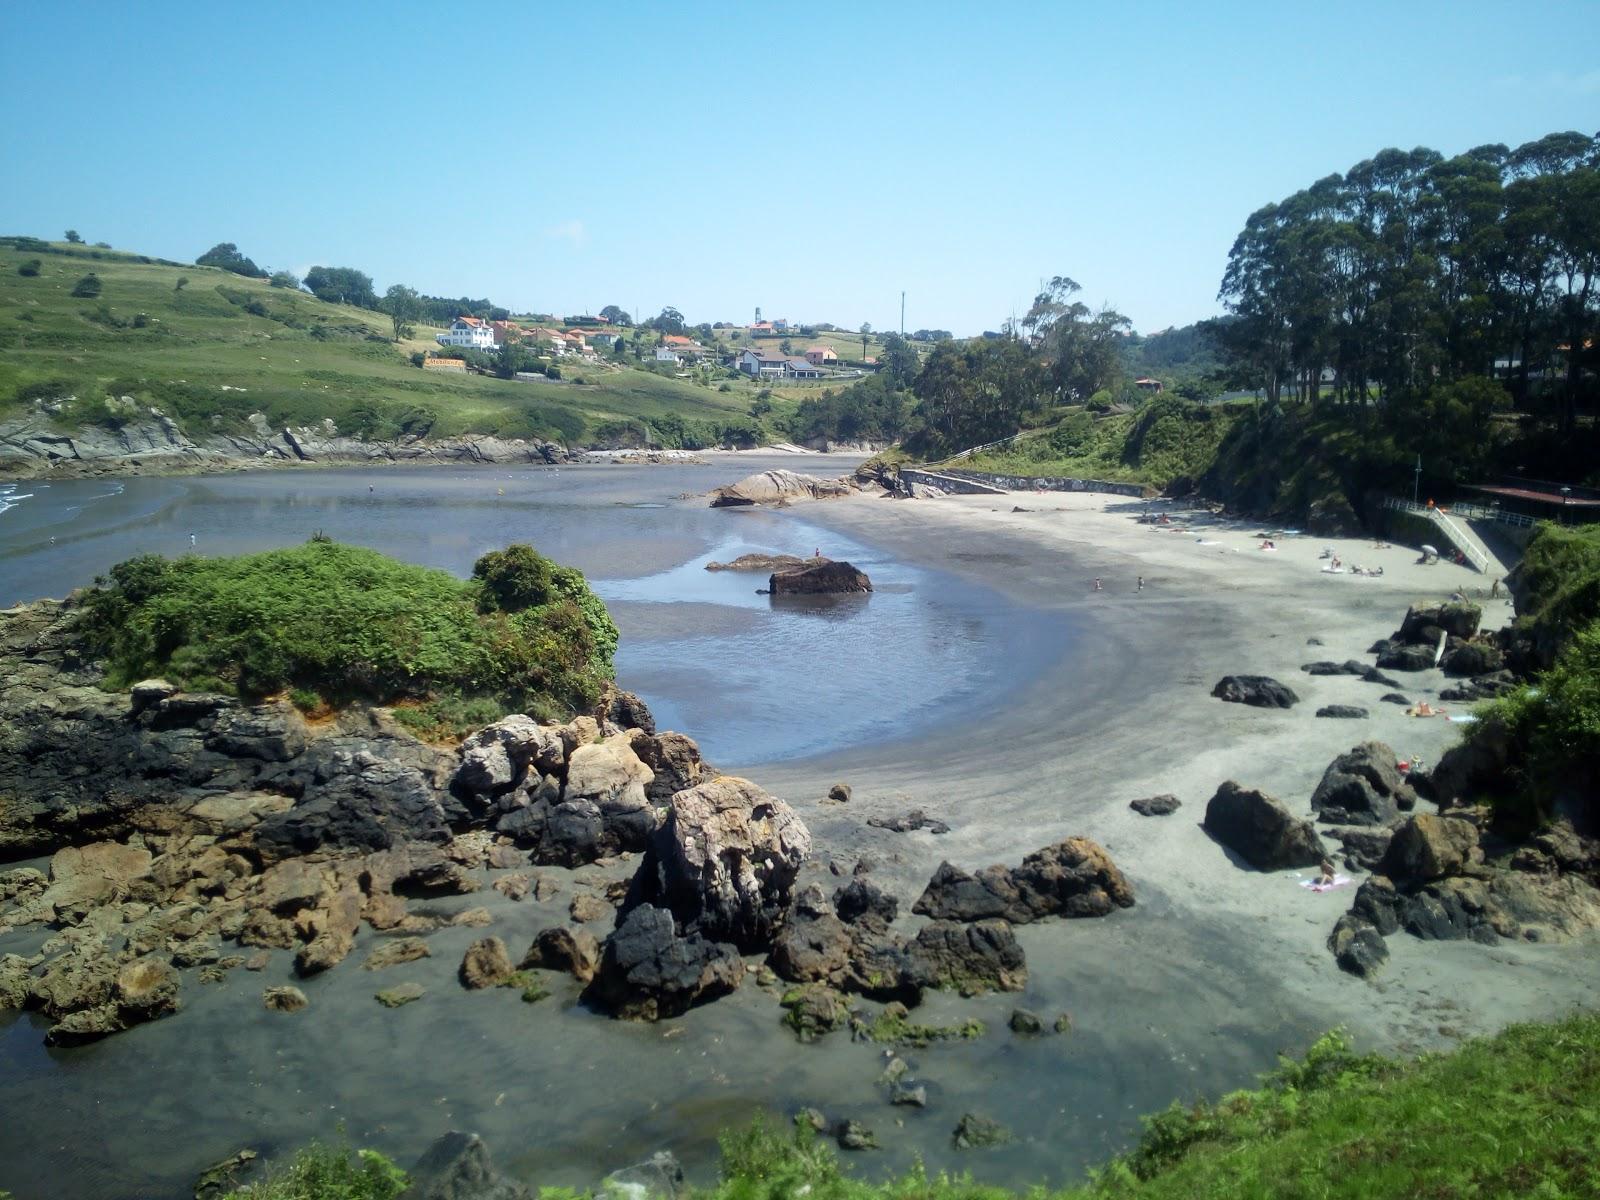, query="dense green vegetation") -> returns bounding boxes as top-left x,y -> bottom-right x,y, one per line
77,540 -> 617,734
240,1012 -> 1600,1198
217,1140 -> 406,1200
0,238 -> 772,449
